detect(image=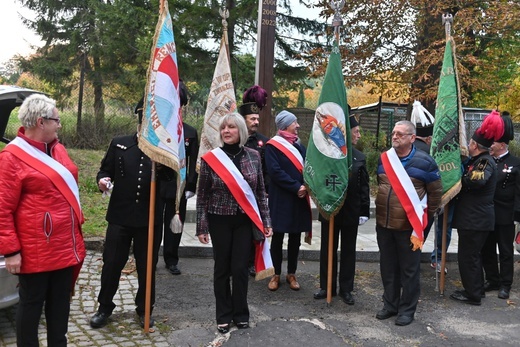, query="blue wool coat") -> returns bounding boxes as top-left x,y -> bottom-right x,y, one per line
265,140 -> 312,234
